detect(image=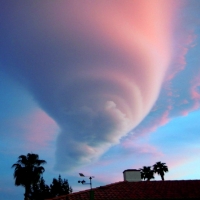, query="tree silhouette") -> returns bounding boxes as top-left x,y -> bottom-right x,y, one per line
50,175 -> 72,197
12,153 -> 46,200
153,161 -> 168,181
140,166 -> 154,181
31,177 -> 51,200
